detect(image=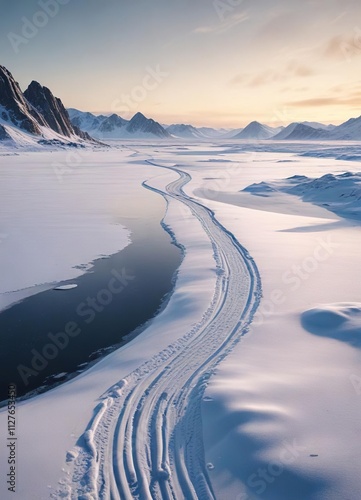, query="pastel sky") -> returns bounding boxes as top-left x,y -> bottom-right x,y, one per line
1,0 -> 361,127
